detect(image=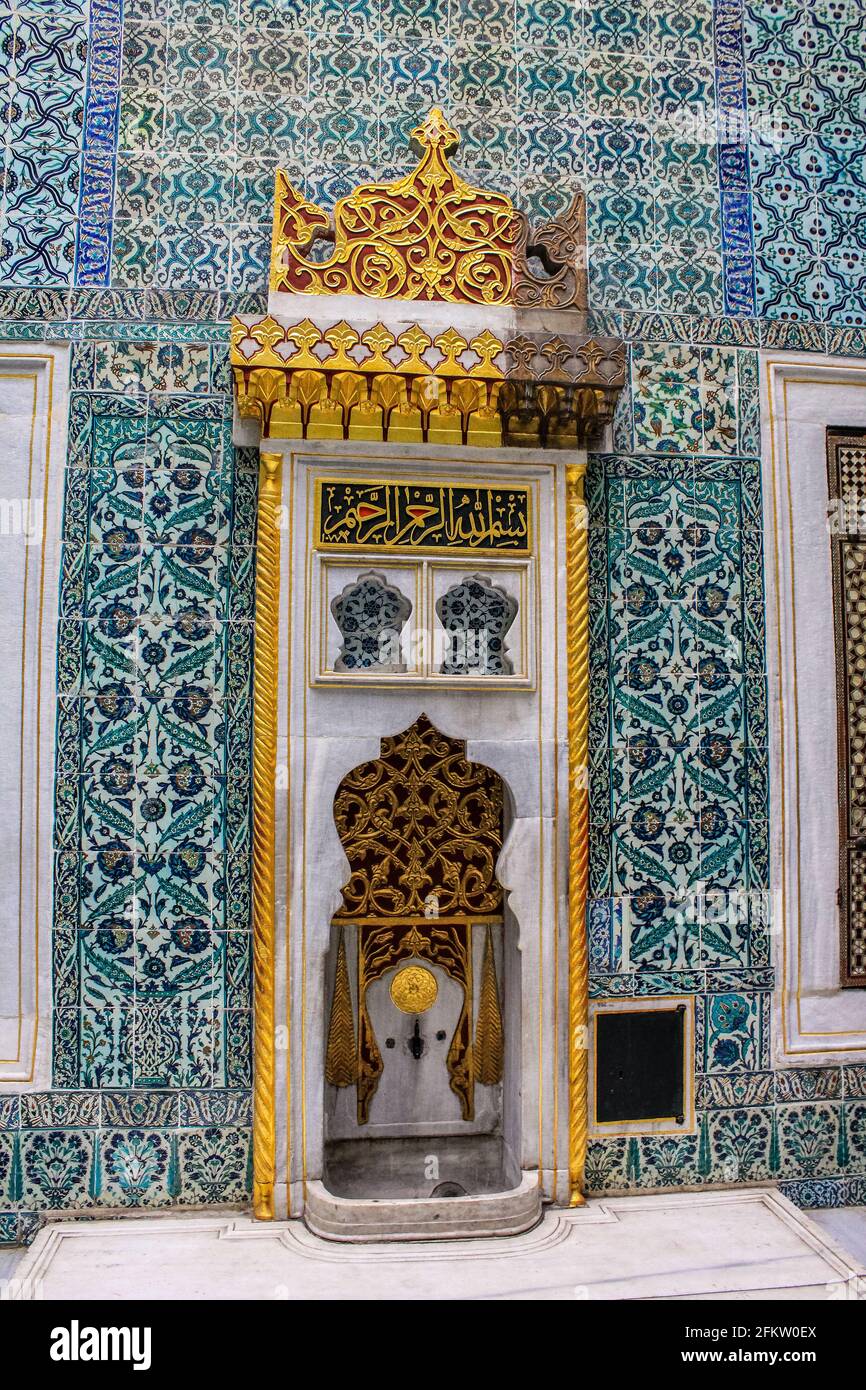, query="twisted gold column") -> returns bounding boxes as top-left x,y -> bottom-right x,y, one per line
565,462 -> 590,1207
252,451 -> 282,1220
